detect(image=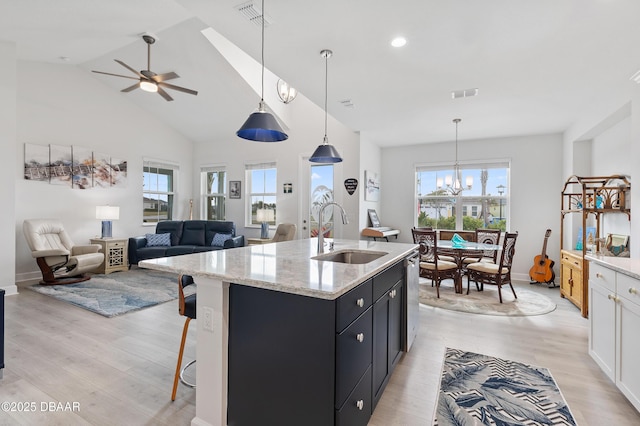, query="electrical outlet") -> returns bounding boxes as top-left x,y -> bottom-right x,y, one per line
202,306 -> 214,332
